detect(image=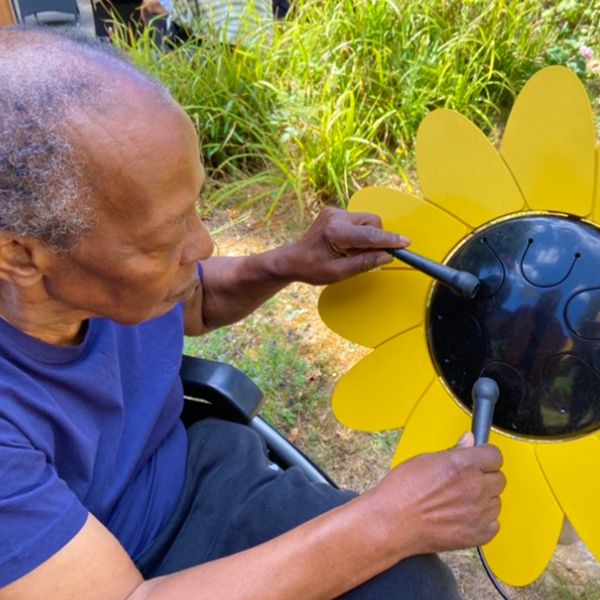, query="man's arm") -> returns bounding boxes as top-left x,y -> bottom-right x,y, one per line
184,208 -> 410,335
0,440 -> 505,600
